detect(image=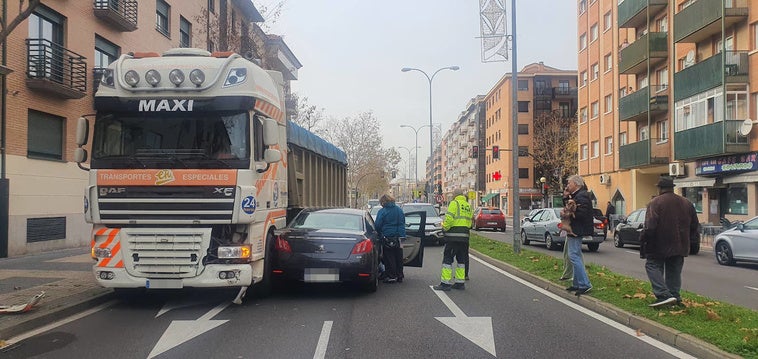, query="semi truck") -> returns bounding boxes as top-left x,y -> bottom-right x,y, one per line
74,48 -> 347,303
